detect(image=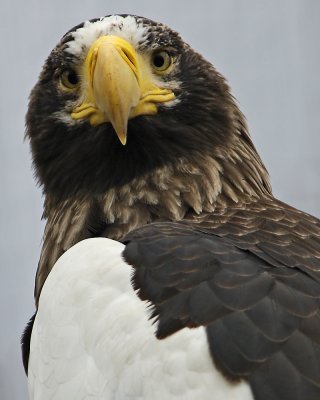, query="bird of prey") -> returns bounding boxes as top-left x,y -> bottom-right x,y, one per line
22,14 -> 320,400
